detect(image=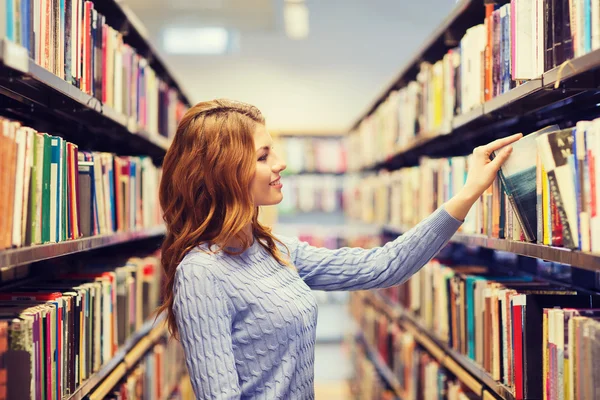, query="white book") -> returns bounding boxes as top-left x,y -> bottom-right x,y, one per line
11,128 -> 26,247
537,130 -> 580,249
592,0 -> 600,50
576,121 -> 592,252
114,36 -> 123,113
536,0 -> 545,77
70,0 -> 78,82
92,153 -> 106,235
